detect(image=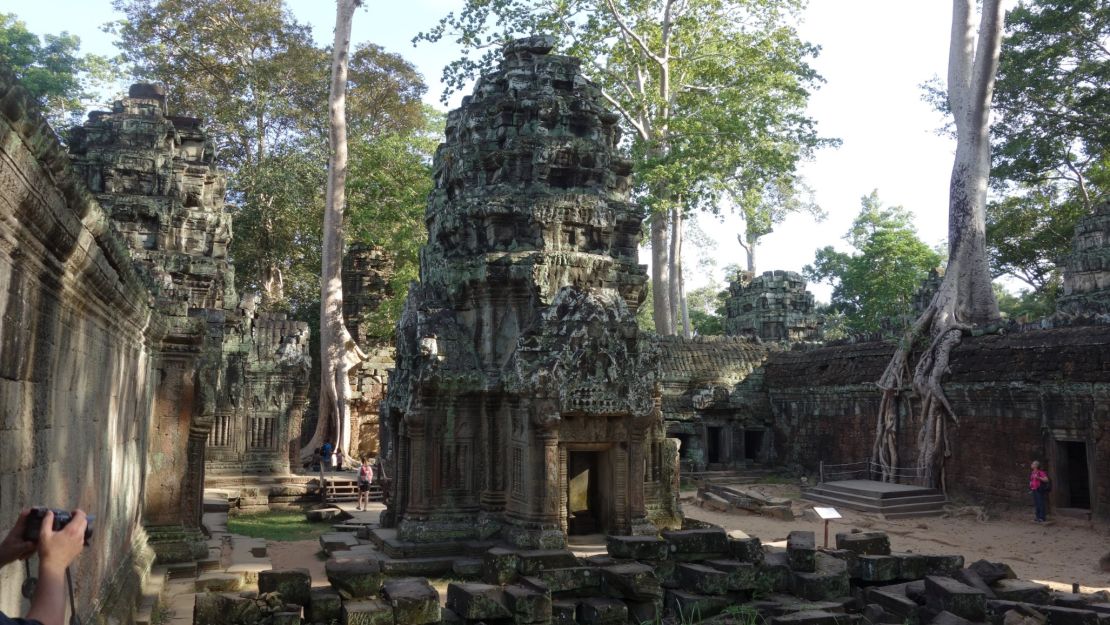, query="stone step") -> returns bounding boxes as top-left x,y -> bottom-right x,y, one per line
802,490 -> 946,517
807,485 -> 946,506
195,571 -> 244,592
817,482 -> 943,500
165,562 -> 197,581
